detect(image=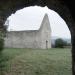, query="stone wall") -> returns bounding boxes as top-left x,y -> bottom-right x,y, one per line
40,14 -> 51,49
4,30 -> 42,48
4,14 -> 51,49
